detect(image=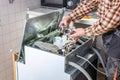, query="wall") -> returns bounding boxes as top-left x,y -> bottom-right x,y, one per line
0,0 -> 41,80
